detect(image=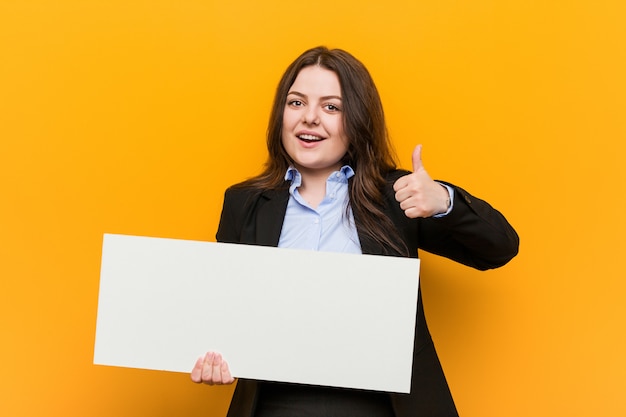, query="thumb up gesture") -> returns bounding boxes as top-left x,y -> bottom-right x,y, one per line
393,145 -> 451,218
